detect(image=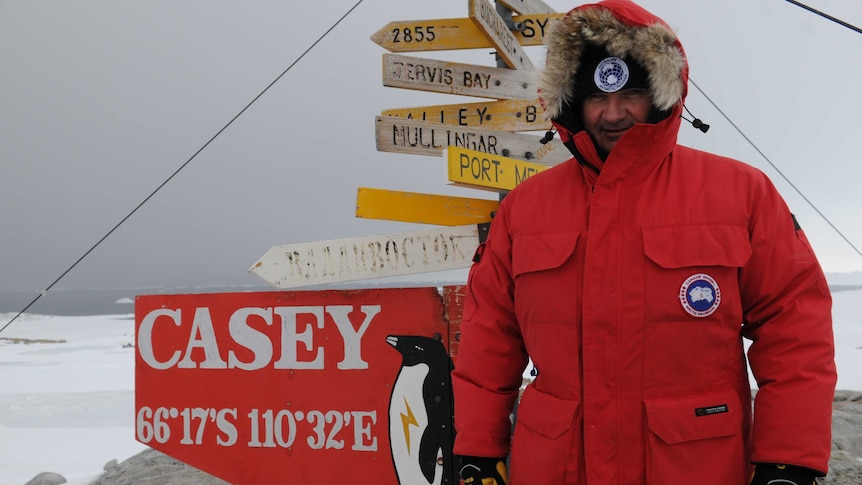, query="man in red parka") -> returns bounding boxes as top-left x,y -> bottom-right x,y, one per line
451,1 -> 837,484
